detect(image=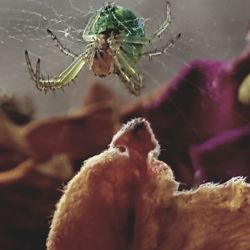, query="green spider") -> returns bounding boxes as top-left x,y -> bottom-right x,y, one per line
25,2 -> 178,96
